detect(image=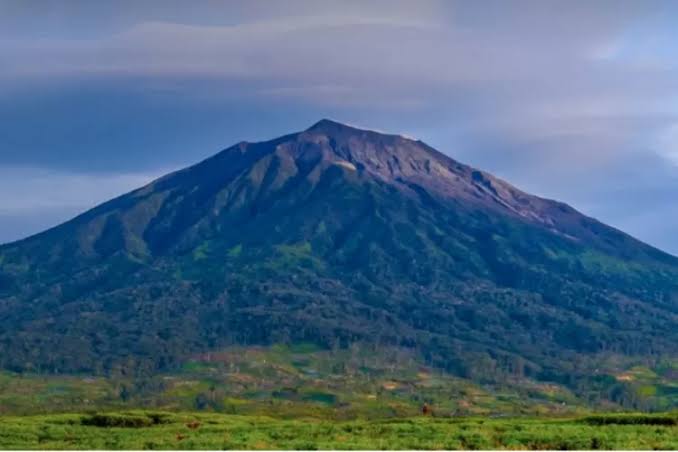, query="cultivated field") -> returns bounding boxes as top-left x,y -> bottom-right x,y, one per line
0,411 -> 676,450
